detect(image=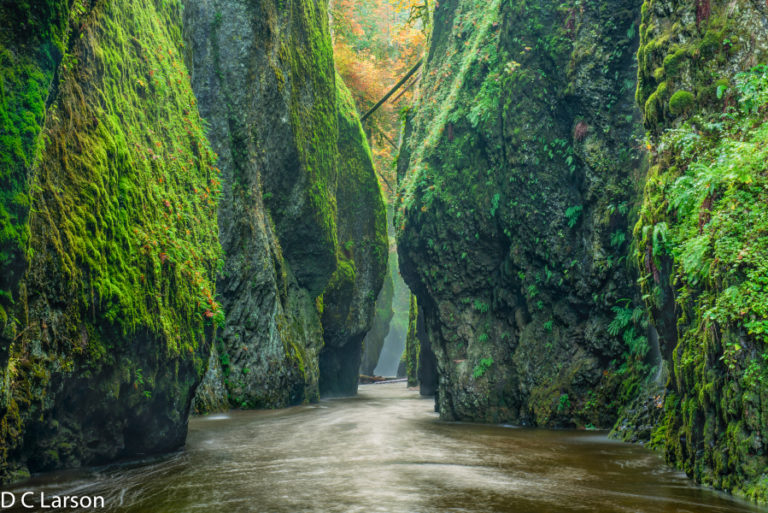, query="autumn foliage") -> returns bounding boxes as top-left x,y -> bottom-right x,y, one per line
332,0 -> 427,199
